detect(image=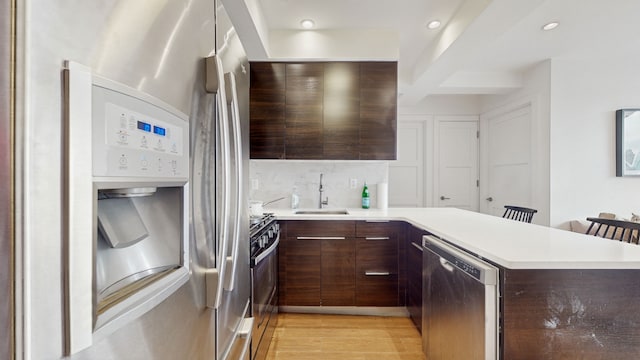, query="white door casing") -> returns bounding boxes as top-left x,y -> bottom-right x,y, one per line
480,103 -> 533,217
434,118 -> 479,211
